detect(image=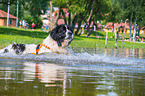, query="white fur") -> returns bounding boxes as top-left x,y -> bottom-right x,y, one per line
0,35 -> 70,54
0,25 -> 73,55
40,35 -> 70,54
